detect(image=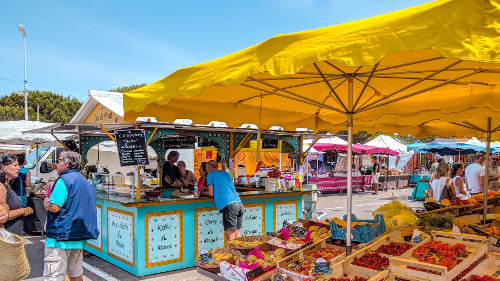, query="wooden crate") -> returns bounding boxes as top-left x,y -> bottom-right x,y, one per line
462,252 -> 500,279
349,235 -> 419,260
301,239 -> 346,264
318,260 -> 389,281
469,220 -> 500,247
388,231 -> 488,281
